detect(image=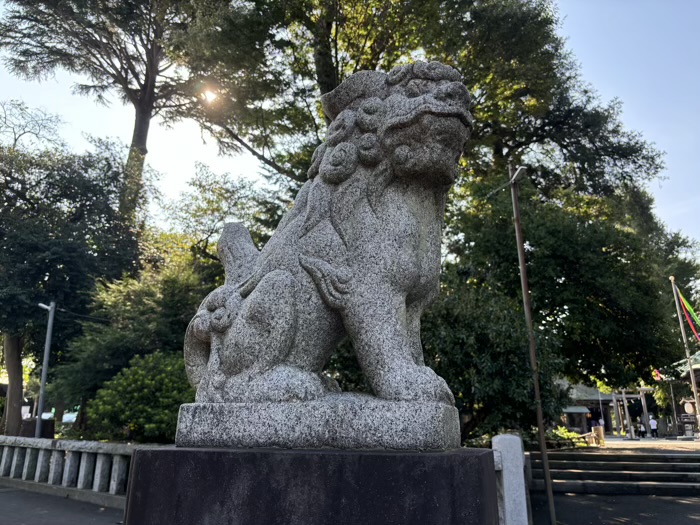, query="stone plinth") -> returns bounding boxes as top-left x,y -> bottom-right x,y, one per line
124,447 -> 498,525
176,394 -> 459,450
